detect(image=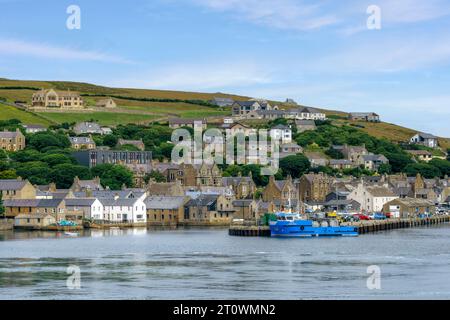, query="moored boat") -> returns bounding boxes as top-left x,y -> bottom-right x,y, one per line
269,212 -> 358,237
